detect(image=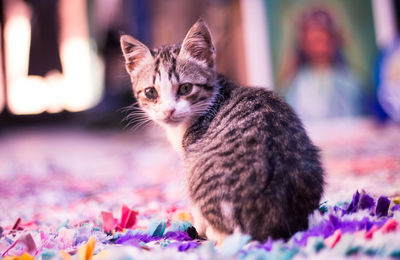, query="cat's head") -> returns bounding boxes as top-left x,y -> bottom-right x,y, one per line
120,19 -> 217,127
